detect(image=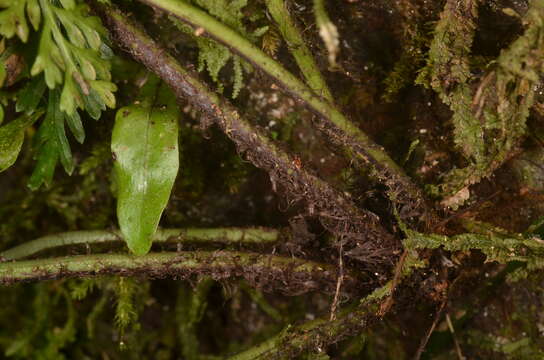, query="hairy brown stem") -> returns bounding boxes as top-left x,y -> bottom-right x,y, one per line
0,251 -> 362,295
